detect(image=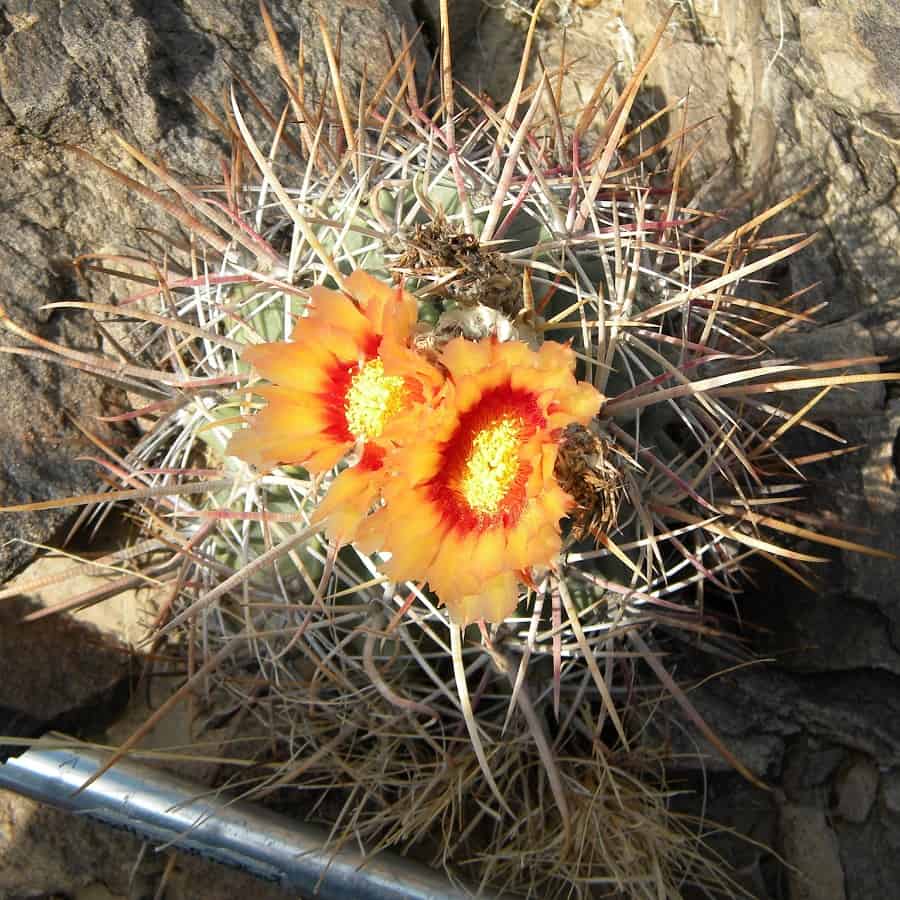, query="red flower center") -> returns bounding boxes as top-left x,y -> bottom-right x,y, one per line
320,337 -> 406,446
428,383 -> 545,532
